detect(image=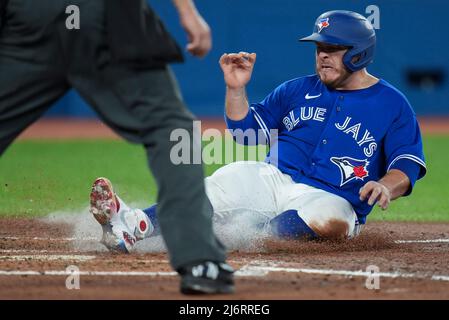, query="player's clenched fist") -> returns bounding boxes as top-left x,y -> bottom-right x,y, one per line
219,52 -> 257,89
359,181 -> 392,210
